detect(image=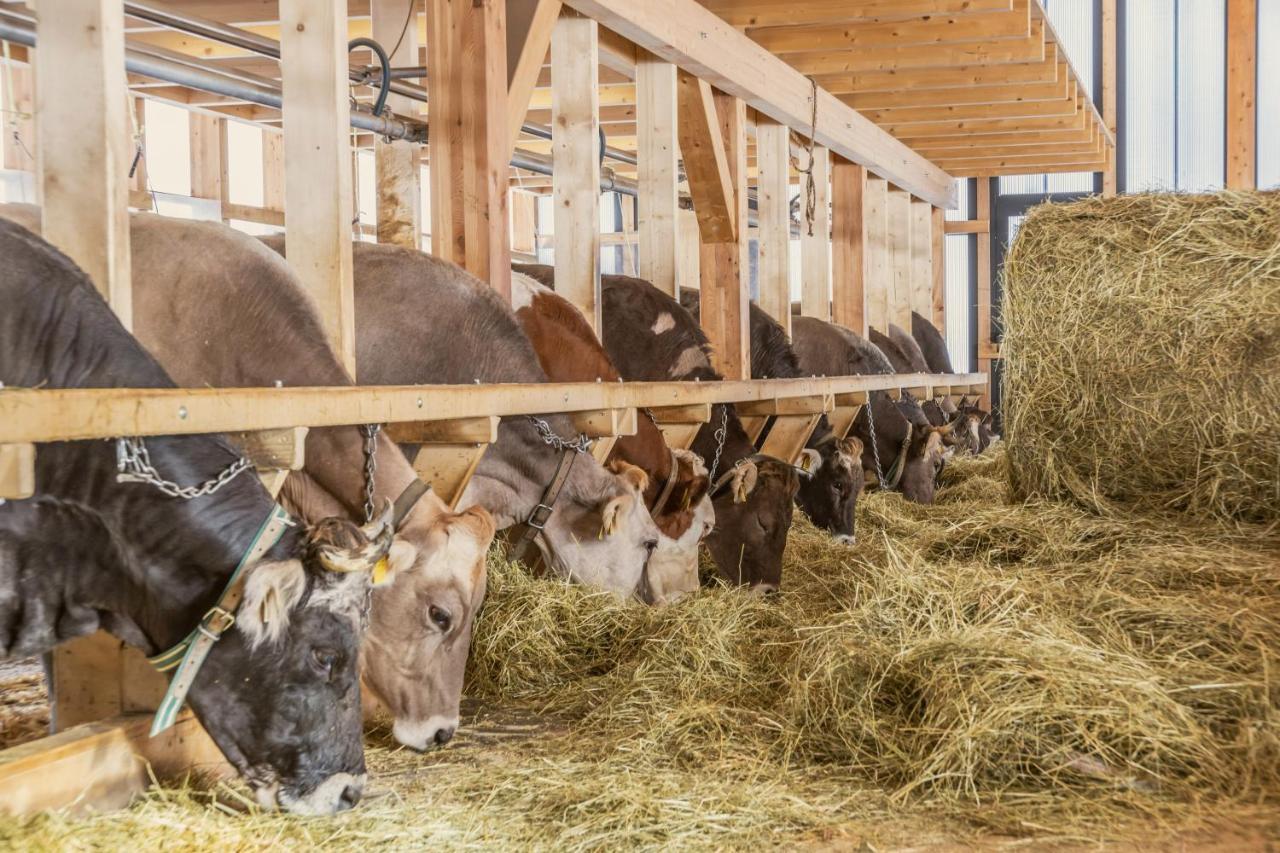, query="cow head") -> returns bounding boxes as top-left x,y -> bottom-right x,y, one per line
704,458 -> 800,593
359,504 -> 495,751
536,458 -> 661,599
957,399 -> 999,453
796,436 -> 864,543
643,450 -> 715,605
186,513 -> 394,815
899,424 -> 955,504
